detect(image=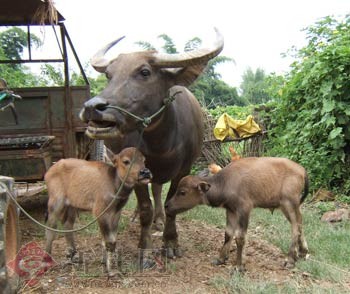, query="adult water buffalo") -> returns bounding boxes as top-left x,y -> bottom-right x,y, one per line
79,29 -> 224,258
